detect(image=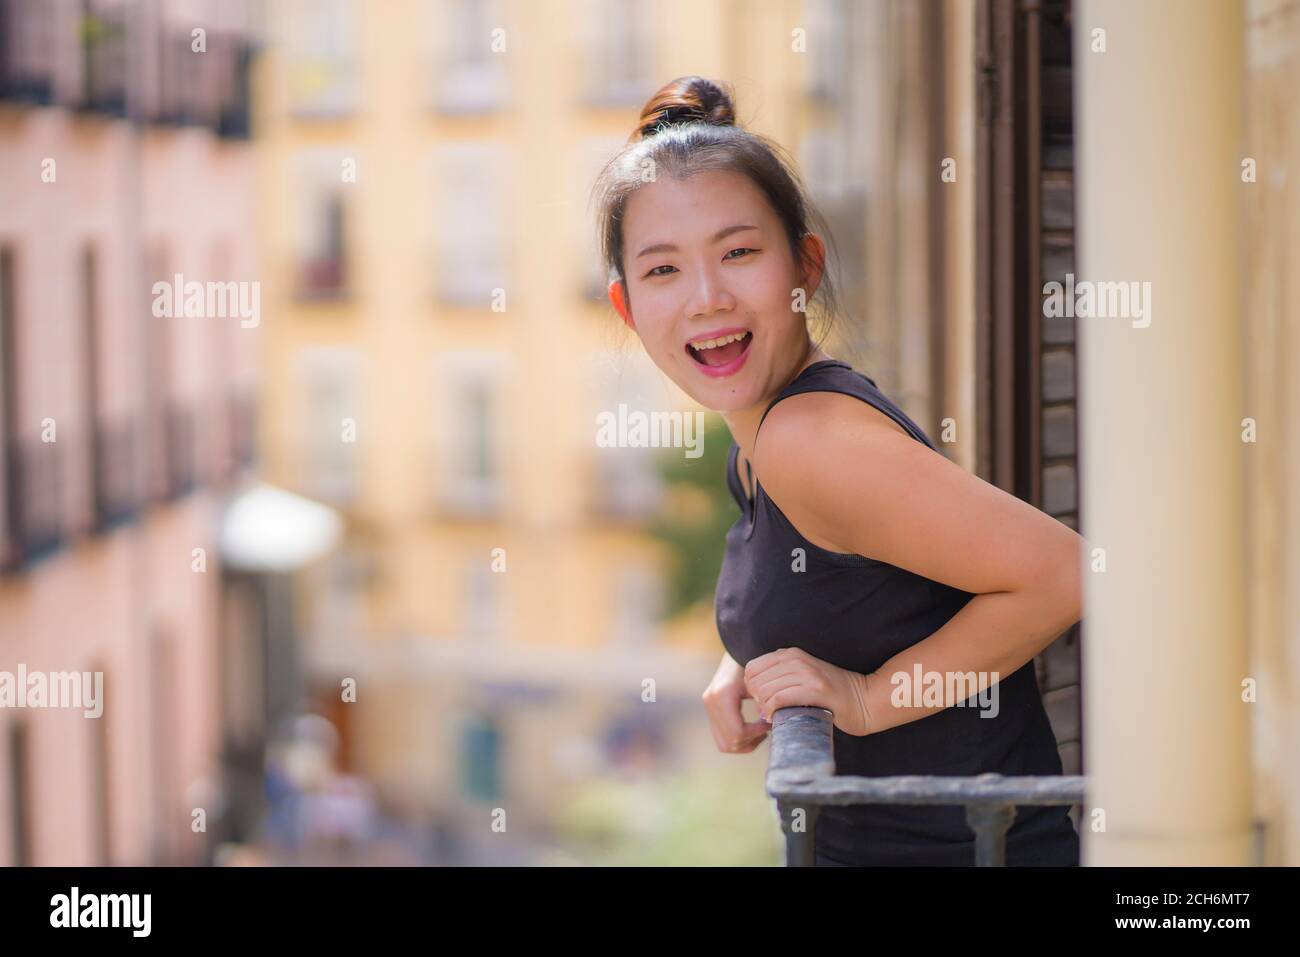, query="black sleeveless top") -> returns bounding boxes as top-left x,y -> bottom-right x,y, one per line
714,359 -> 1079,866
